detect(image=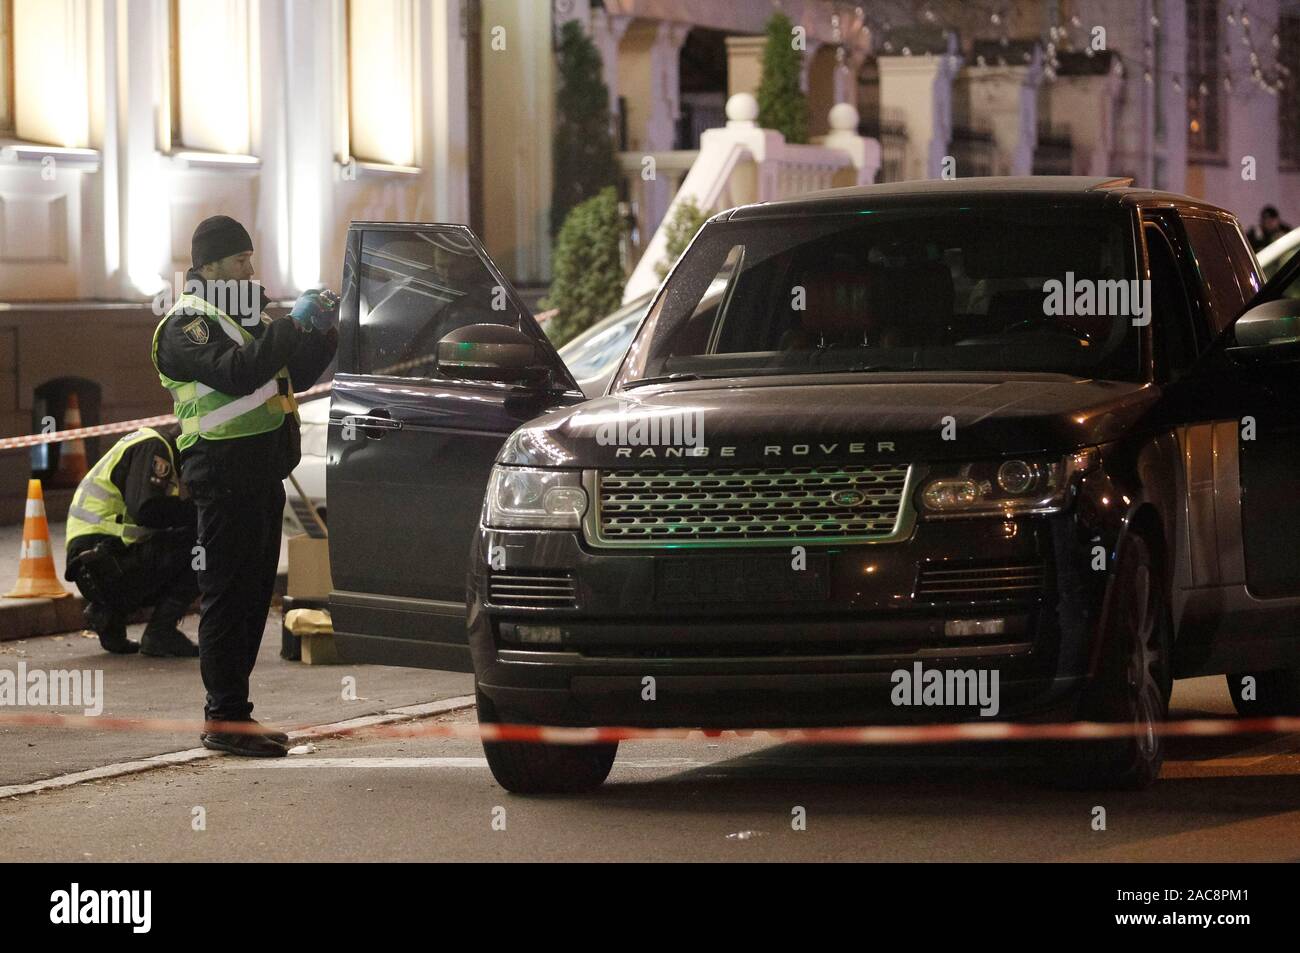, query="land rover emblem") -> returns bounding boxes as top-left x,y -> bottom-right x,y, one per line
831,489 -> 867,507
